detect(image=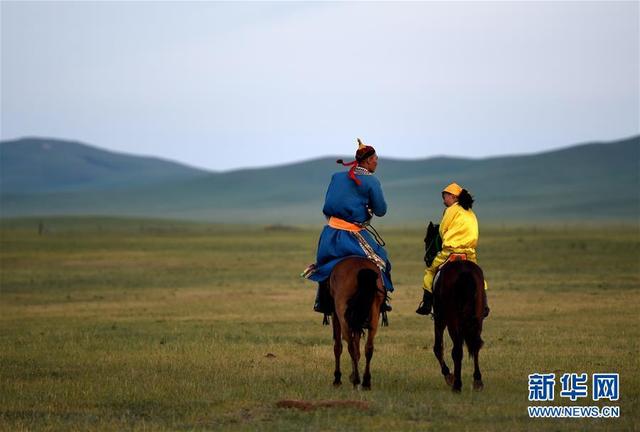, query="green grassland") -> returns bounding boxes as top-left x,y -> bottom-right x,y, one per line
1,217 -> 639,431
